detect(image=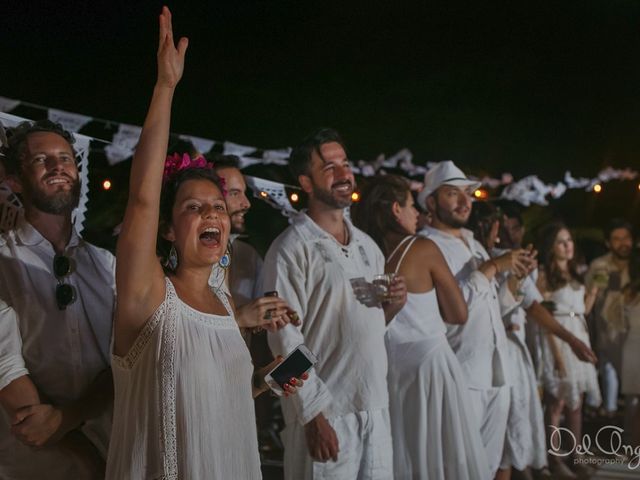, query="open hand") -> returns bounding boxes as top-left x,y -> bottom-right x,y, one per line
494,248 -> 535,278
157,6 -> 188,89
569,337 -> 598,364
